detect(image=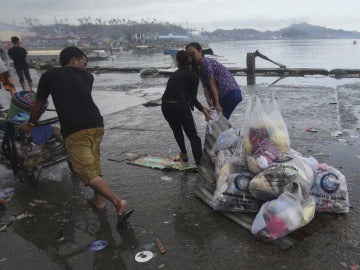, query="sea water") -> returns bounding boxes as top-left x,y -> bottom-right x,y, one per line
8,39 -> 358,118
